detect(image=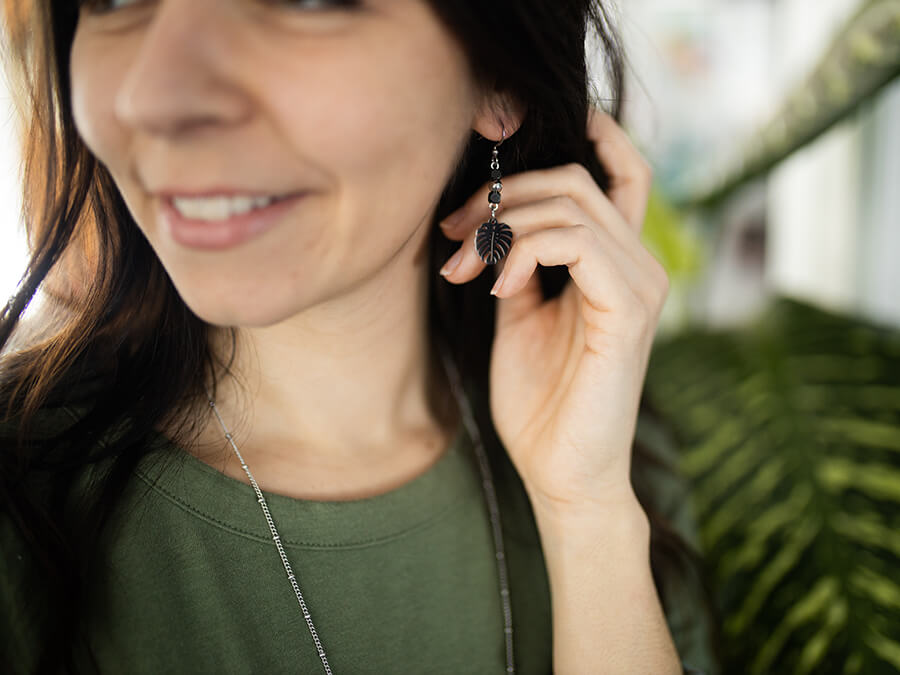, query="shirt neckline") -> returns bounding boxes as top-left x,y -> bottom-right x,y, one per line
132,419 -> 478,550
